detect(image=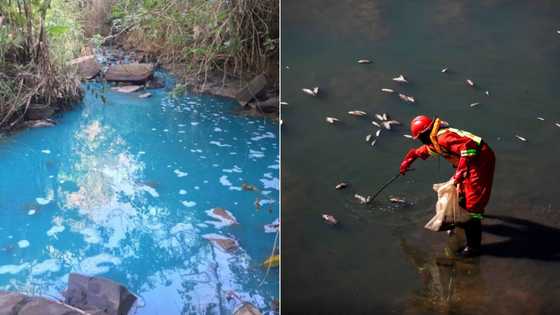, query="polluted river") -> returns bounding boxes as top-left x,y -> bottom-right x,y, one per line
282,1 -> 560,314
0,67 -> 279,314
